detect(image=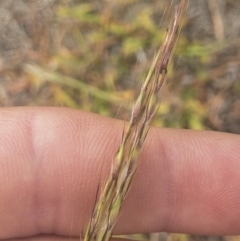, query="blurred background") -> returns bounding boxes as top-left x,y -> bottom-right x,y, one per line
0,0 -> 240,240
0,0 -> 240,132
